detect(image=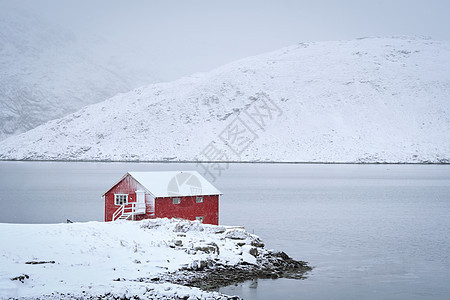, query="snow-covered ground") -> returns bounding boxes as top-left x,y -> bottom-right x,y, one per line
0,7 -> 157,141
0,218 -> 281,299
0,36 -> 449,163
